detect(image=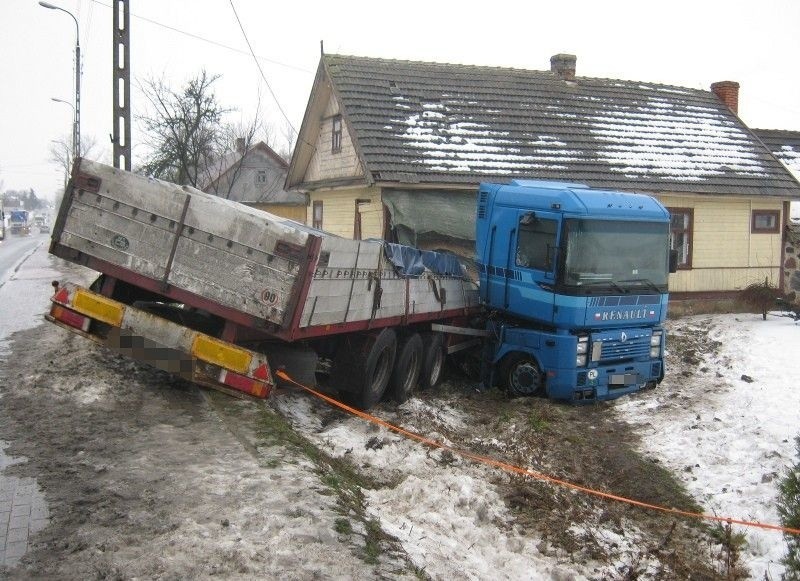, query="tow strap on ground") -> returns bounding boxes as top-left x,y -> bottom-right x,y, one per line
275,370 -> 800,537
